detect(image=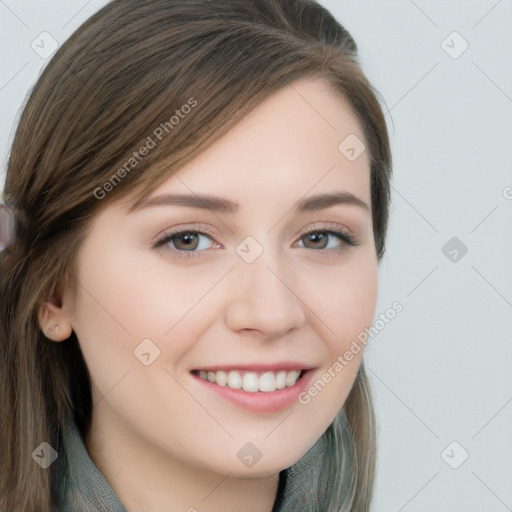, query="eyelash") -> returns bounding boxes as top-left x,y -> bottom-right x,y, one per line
153,222 -> 359,260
